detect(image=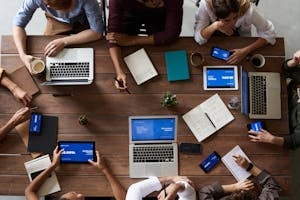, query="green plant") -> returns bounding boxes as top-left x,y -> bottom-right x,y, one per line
161,91 -> 178,107
78,115 -> 88,125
